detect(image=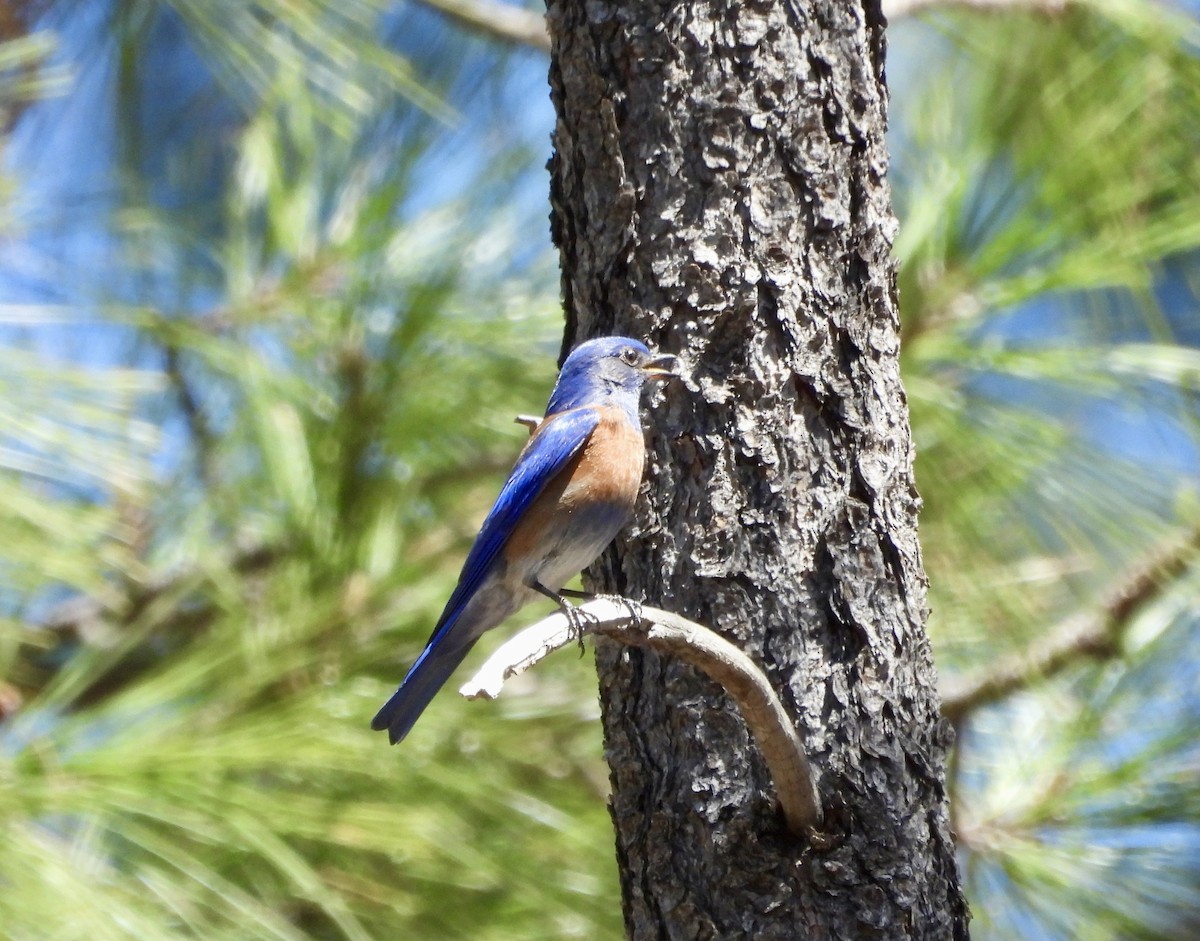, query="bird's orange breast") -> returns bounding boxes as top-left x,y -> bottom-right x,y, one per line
501,407 -> 645,570
559,408 -> 645,510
